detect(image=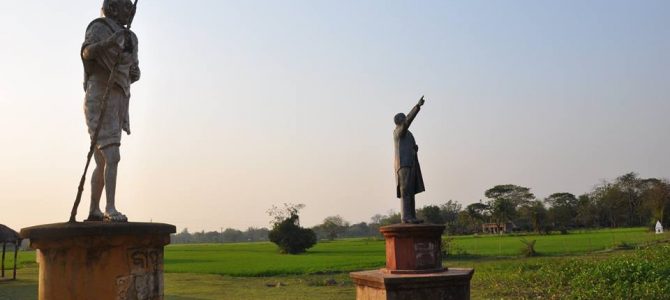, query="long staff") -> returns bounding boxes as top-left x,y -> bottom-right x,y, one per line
69,0 -> 139,223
